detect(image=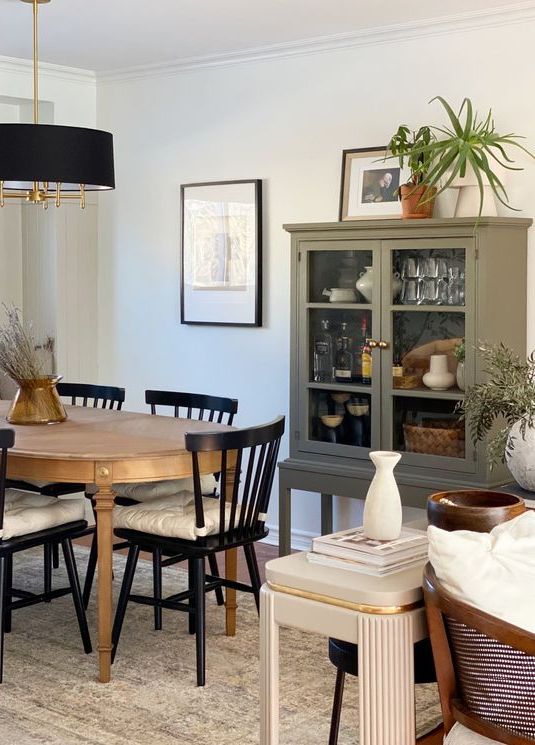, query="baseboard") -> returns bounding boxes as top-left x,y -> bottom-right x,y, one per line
262,524 -> 318,552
